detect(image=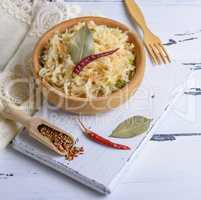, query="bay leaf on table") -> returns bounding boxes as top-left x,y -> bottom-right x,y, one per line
69,25 -> 94,64
110,116 -> 152,138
